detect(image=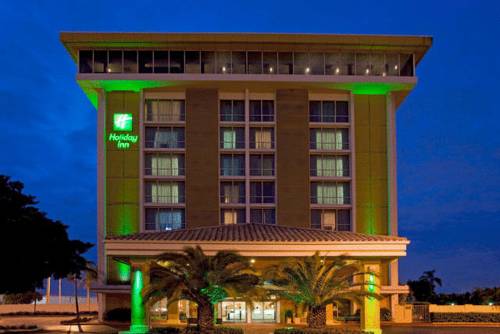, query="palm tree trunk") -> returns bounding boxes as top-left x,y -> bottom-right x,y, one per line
197,301 -> 214,334
307,305 -> 326,329
74,278 -> 83,332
